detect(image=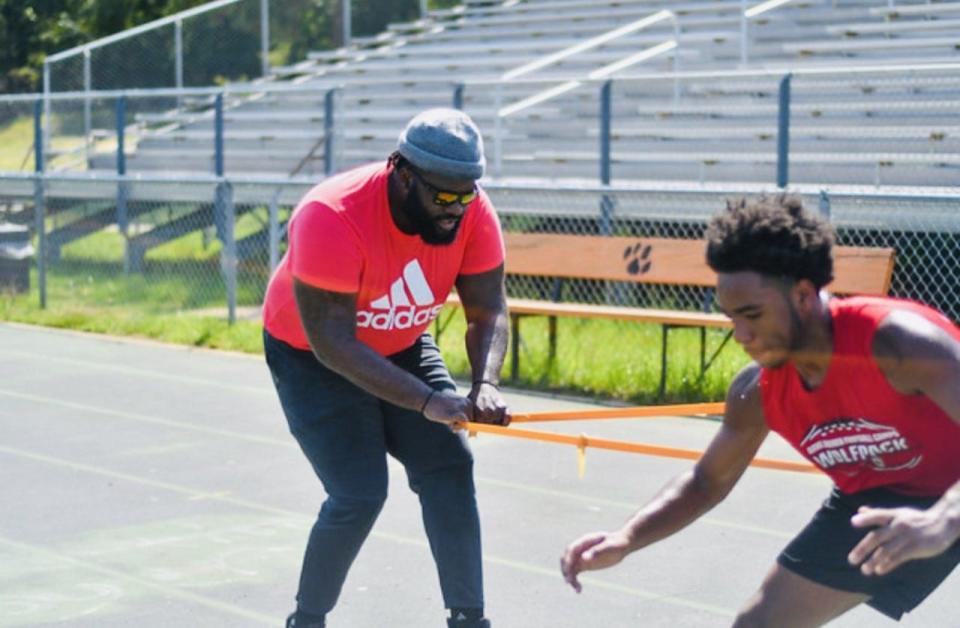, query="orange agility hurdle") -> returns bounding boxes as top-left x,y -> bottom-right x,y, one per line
508,401 -> 726,423
460,422 -> 818,474
458,400 -> 819,475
